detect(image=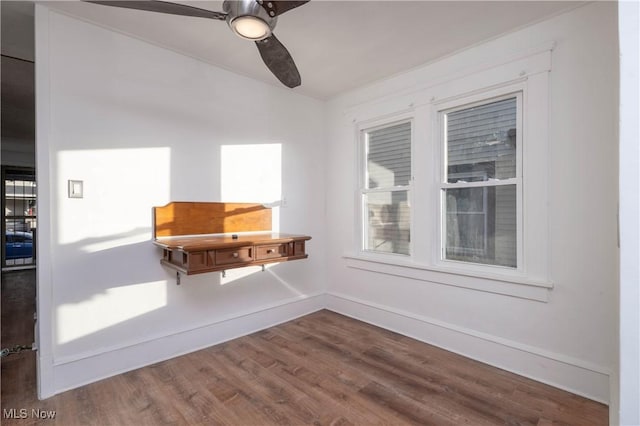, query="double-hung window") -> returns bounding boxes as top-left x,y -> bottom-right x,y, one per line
440,94 -> 522,268
349,47 -> 551,299
360,121 -> 412,256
